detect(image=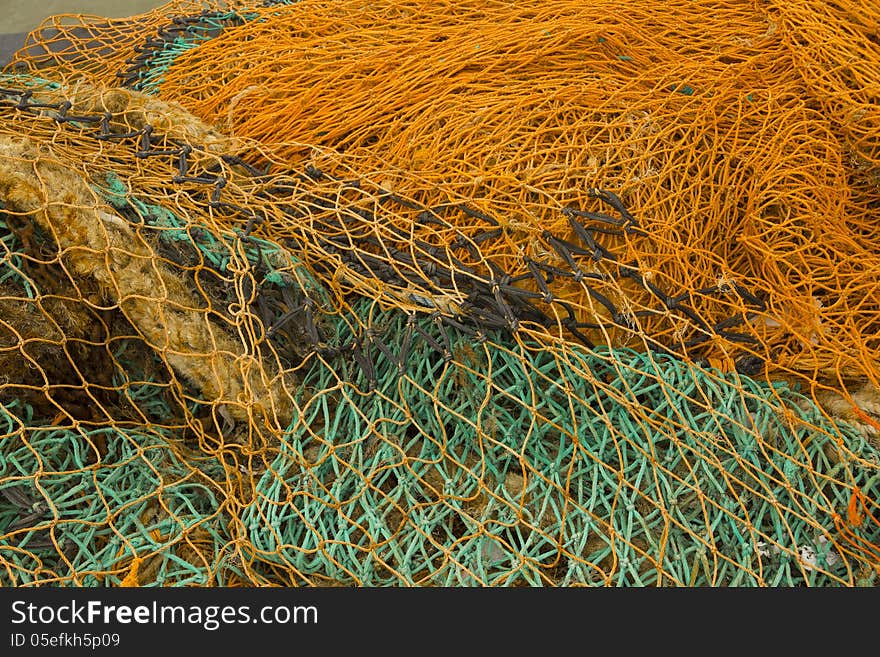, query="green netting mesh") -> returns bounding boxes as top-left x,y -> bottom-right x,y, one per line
3,282 -> 878,586
0,414 -> 233,587
244,297 -> 880,586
